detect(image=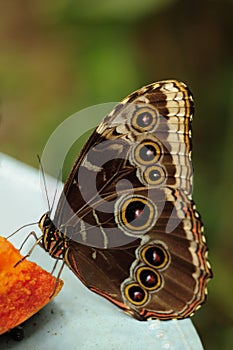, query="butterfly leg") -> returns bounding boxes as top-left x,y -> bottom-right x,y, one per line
50,260 -> 65,299
14,231 -> 43,267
